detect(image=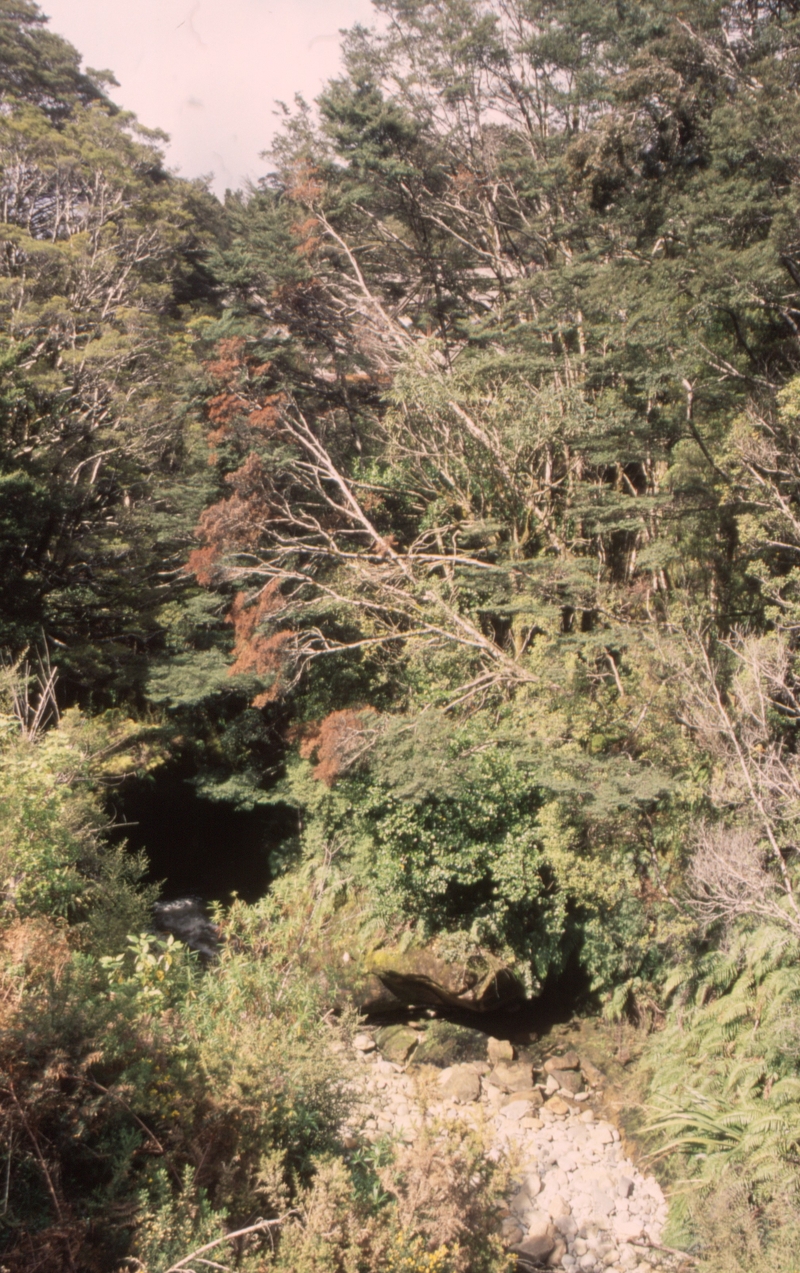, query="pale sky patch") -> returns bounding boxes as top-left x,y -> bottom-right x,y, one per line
42,0 -> 380,195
